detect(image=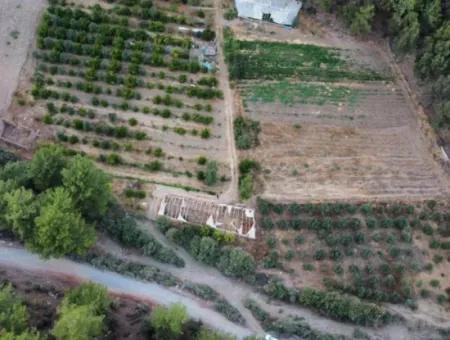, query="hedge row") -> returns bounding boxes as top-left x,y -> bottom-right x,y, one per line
99,203 -> 185,267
